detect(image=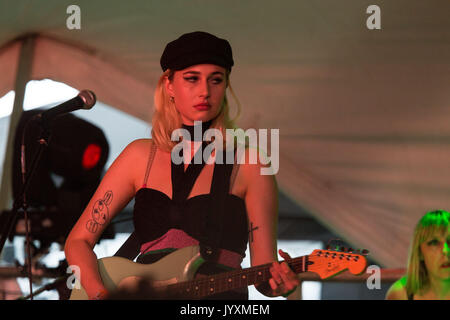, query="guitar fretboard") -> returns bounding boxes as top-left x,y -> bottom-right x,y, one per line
165,256 -> 309,299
